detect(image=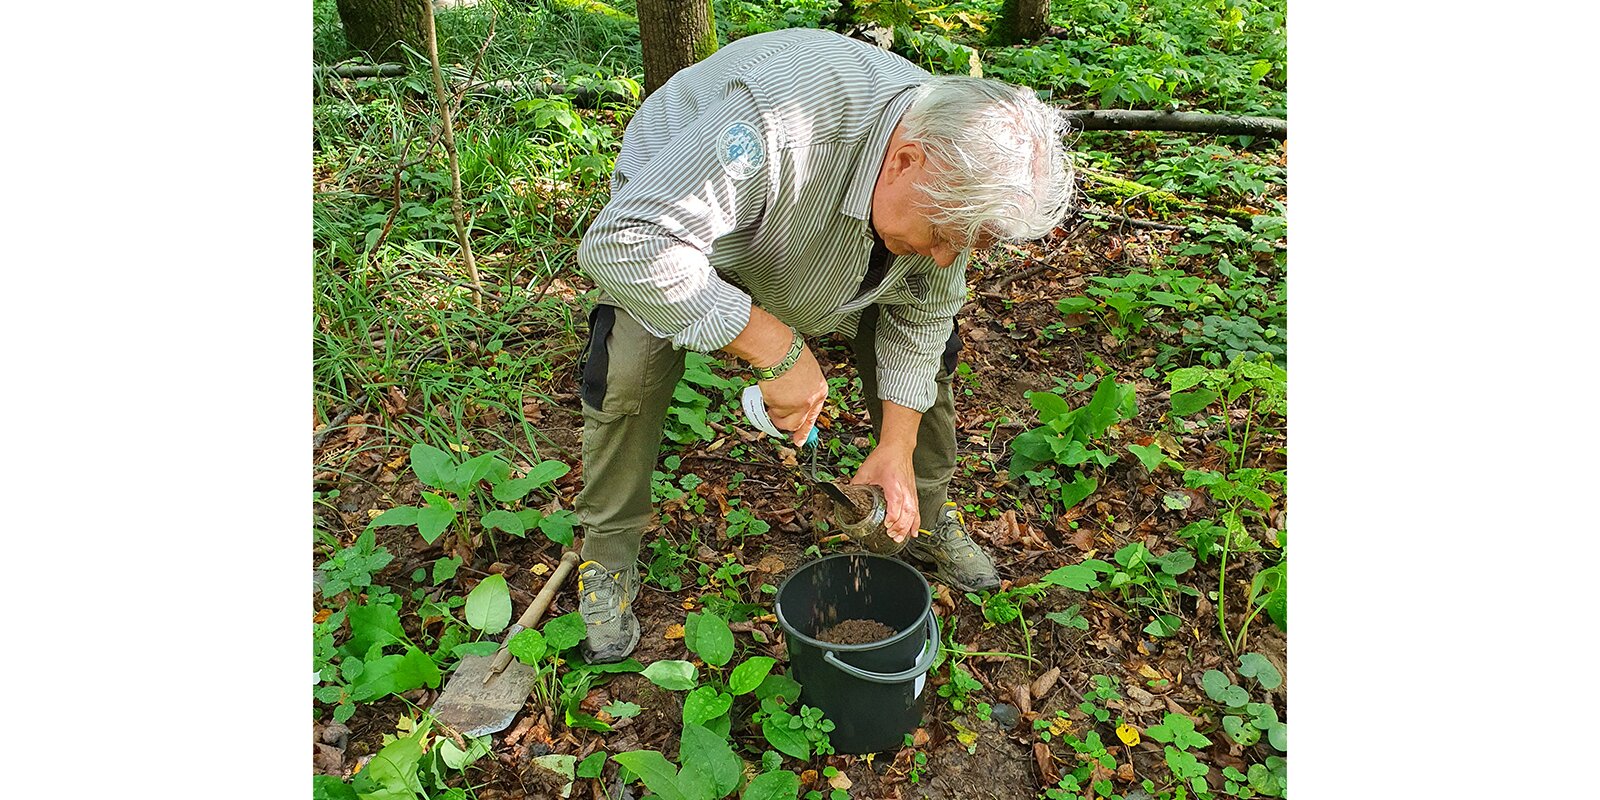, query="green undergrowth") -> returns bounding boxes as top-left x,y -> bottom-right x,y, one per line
313,1 -> 1286,798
